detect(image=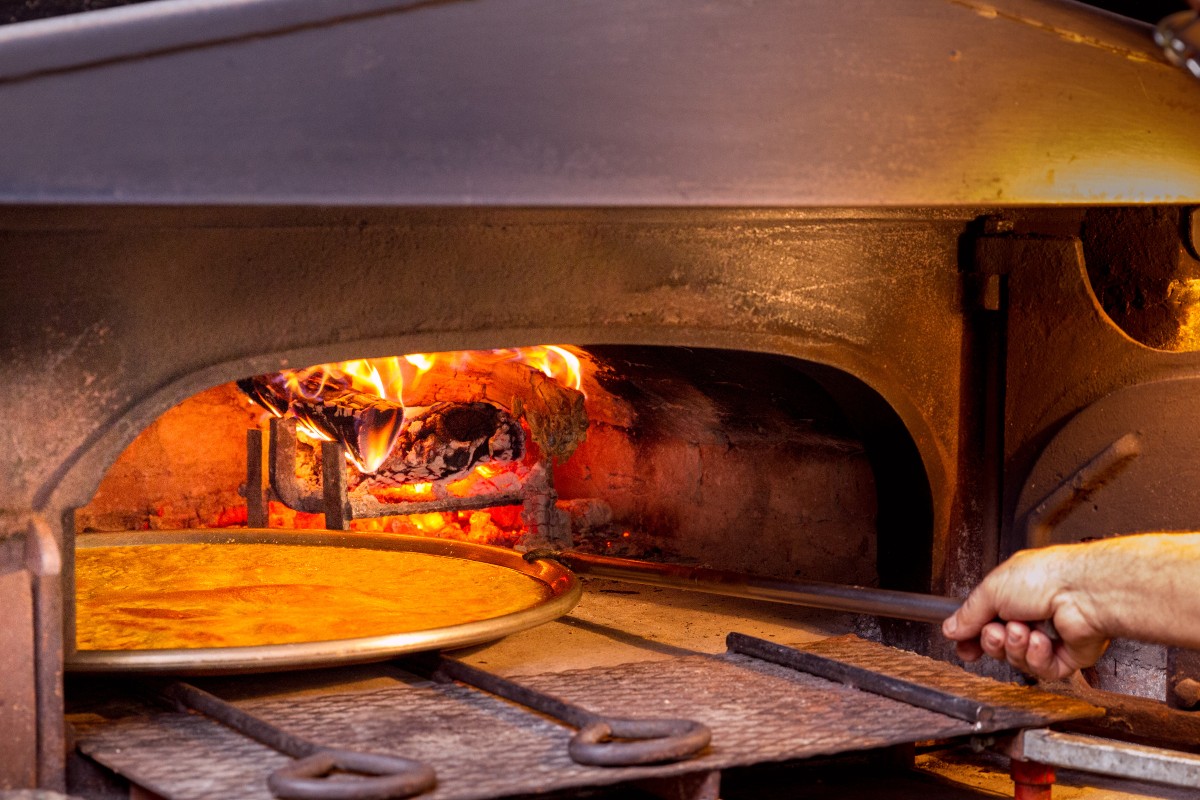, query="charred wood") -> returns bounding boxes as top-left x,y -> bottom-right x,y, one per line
236,376 -> 288,418
353,402 -> 524,487
245,369 -> 528,488
401,360 -> 589,461
240,375 -> 404,472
